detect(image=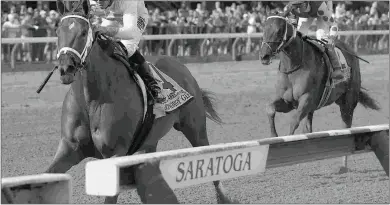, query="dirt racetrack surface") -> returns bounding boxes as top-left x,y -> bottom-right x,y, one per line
2,55 -> 389,203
